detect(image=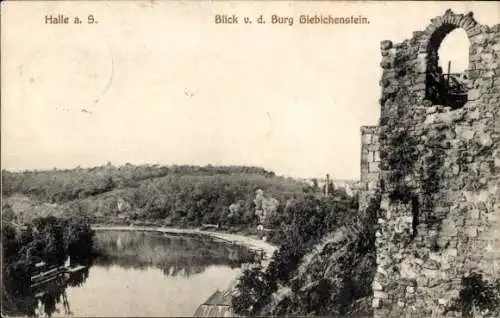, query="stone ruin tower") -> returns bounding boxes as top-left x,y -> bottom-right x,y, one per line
358,9 -> 500,317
